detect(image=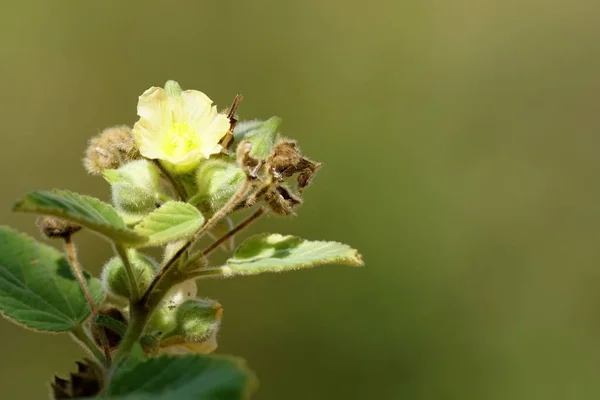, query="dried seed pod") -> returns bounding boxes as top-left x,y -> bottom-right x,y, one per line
265,185 -> 303,216
51,358 -> 103,399
236,141 -> 260,172
36,216 -> 82,239
266,139 -> 321,189
83,125 -> 139,175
